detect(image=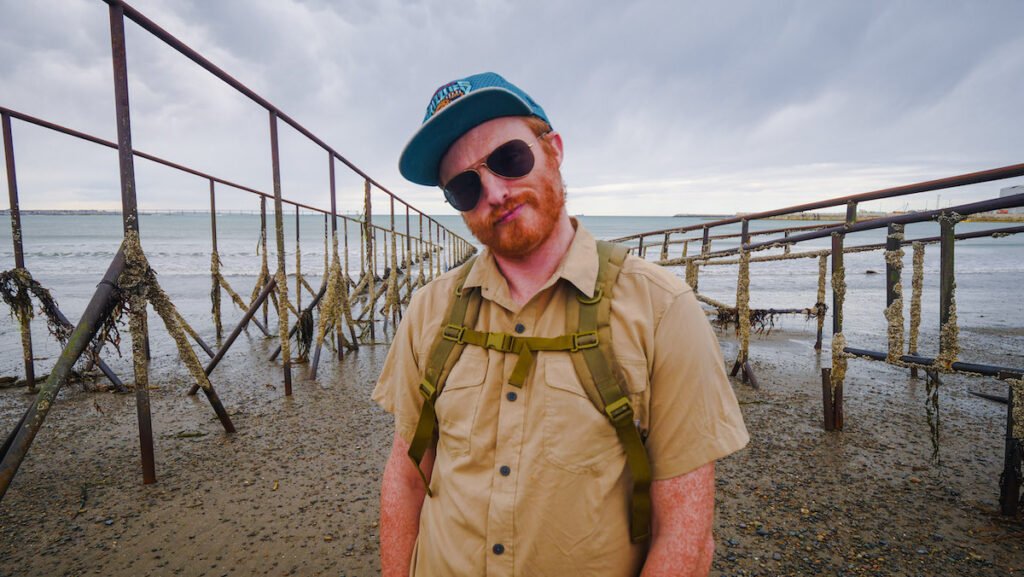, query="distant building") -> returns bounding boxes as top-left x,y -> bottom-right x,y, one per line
1001,186 -> 1024,214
